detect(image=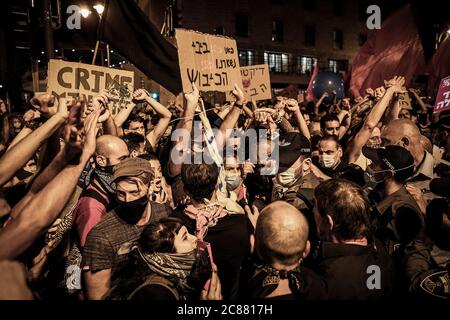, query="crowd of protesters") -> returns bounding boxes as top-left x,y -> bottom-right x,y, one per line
0,73 -> 449,301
